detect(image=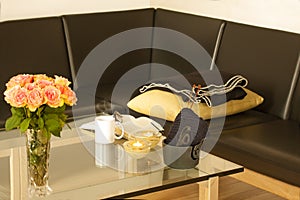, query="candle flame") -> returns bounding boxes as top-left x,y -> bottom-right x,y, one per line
133,141 -> 143,147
